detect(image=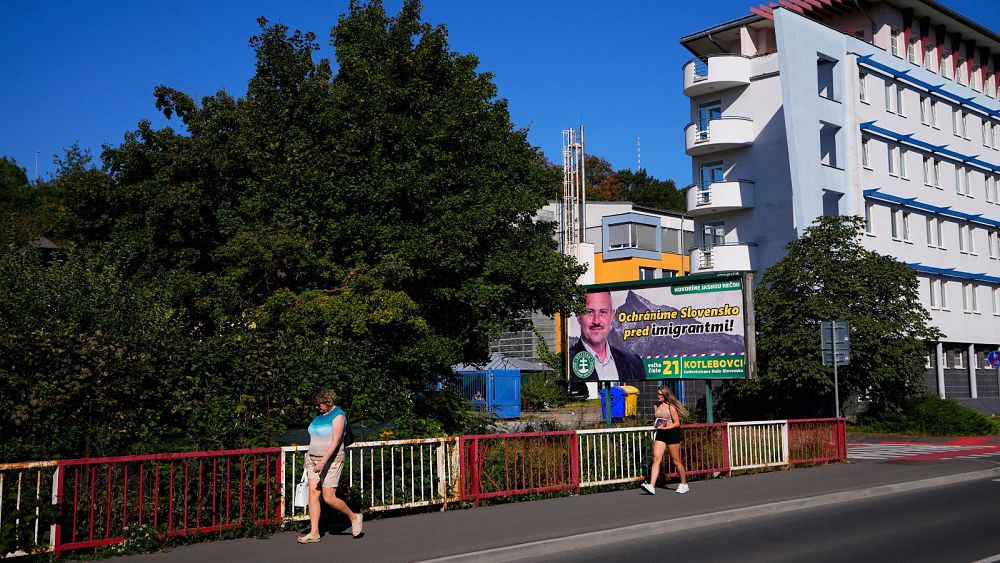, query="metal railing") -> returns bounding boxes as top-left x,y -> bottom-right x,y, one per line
1,419 -> 845,557
53,448 -> 282,555
459,431 -> 578,506
282,437 -> 460,520
0,461 -> 59,557
728,421 -> 788,471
